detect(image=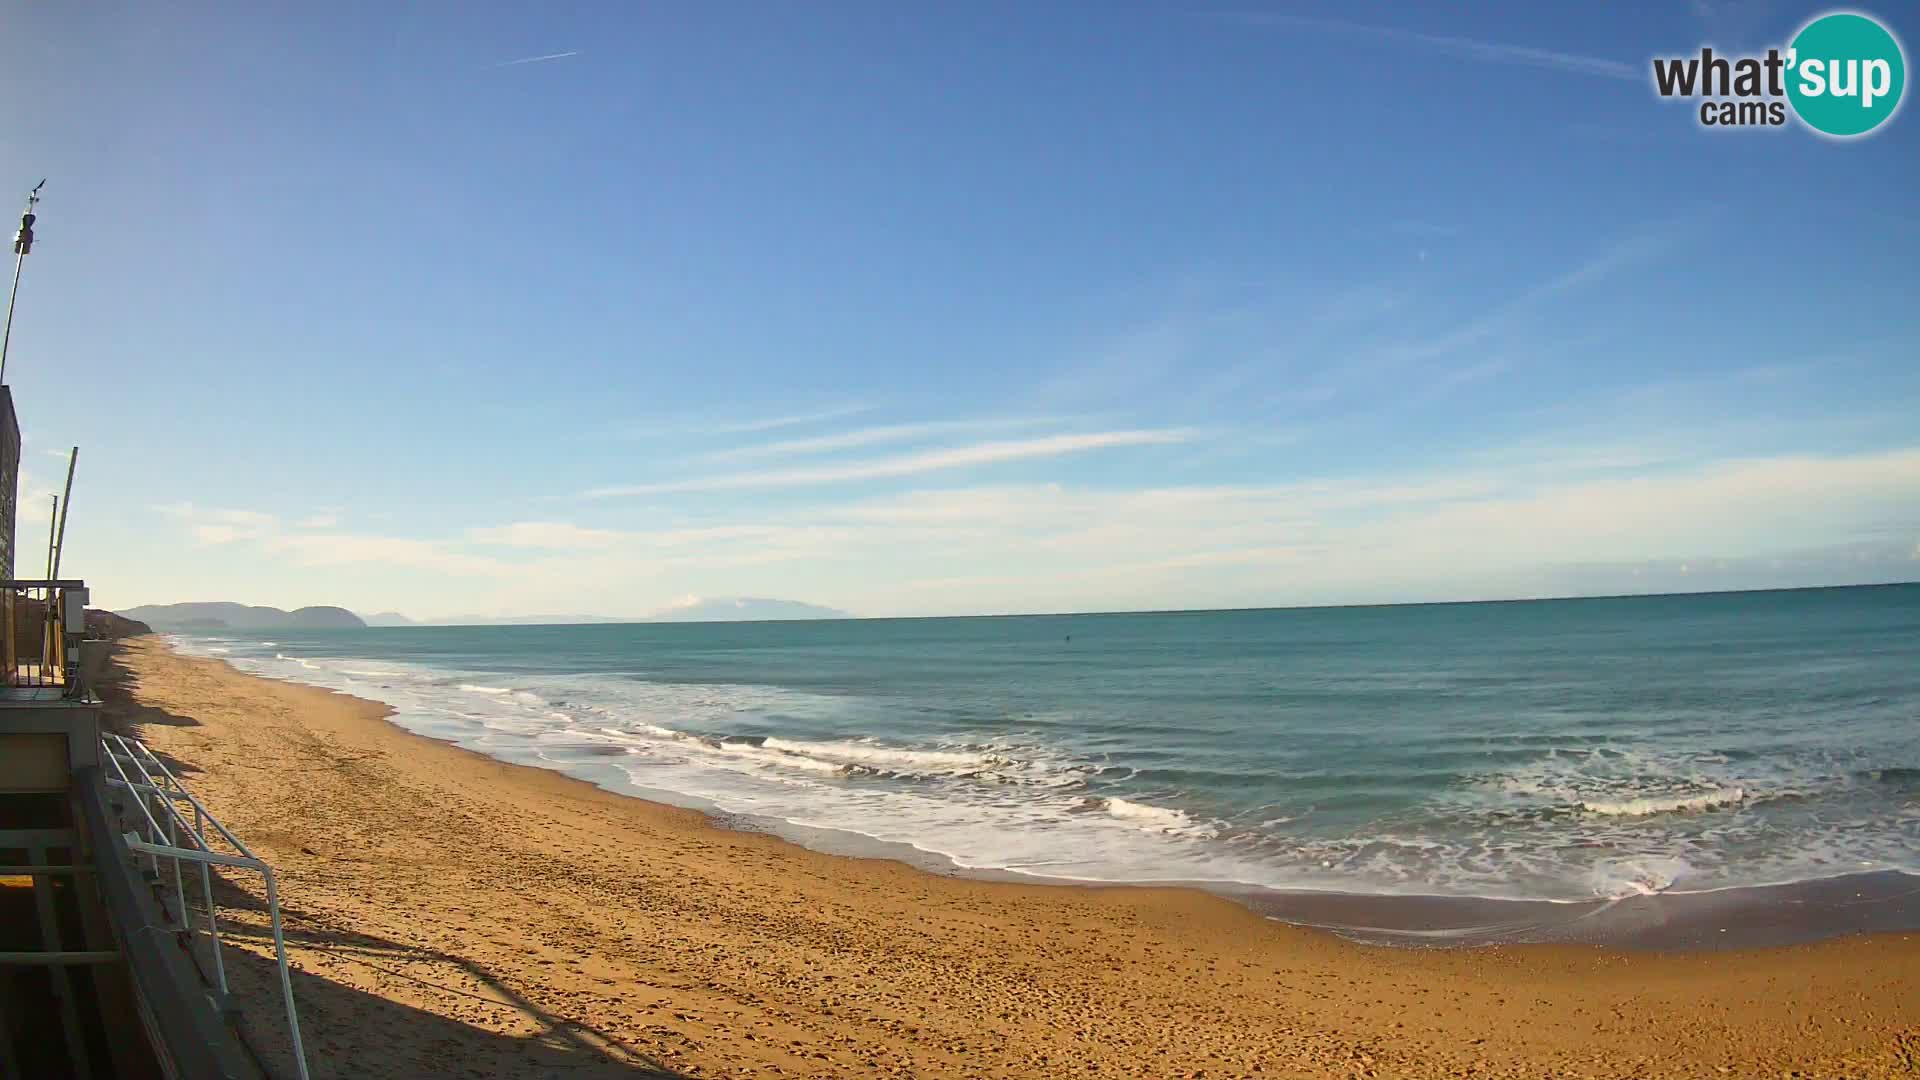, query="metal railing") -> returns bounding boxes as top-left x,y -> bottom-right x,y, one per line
2,578 -> 87,691
100,732 -> 310,1080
